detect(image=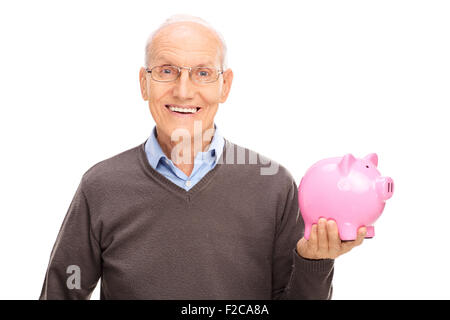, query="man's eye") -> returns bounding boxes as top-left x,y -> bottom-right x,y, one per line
198,70 -> 210,77
162,68 -> 172,74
